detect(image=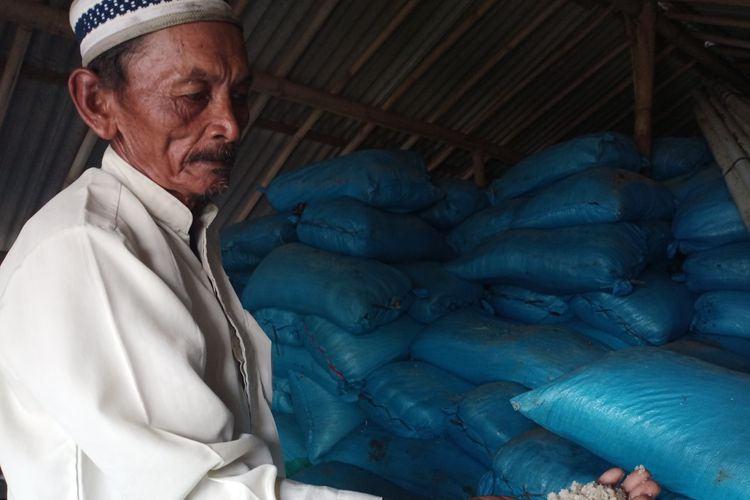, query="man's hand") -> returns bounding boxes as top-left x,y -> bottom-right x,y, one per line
598,467 -> 661,499
469,466 -> 661,500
